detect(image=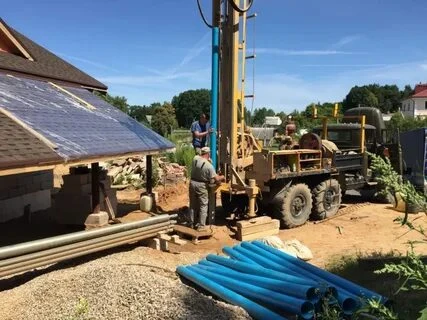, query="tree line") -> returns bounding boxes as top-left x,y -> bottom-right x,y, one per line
101,83 -> 422,137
